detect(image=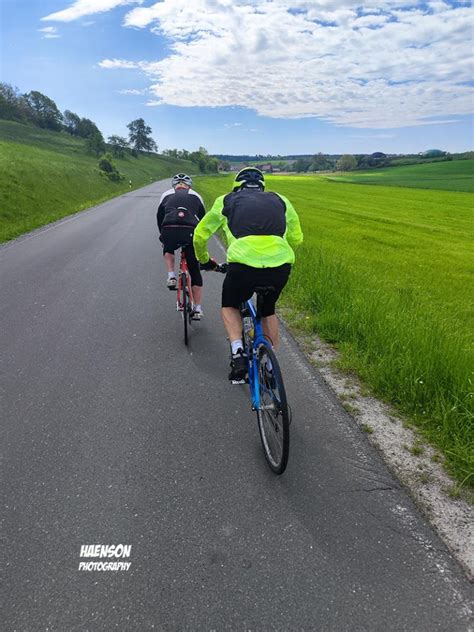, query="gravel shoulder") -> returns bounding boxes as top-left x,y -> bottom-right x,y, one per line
280,309 -> 474,581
